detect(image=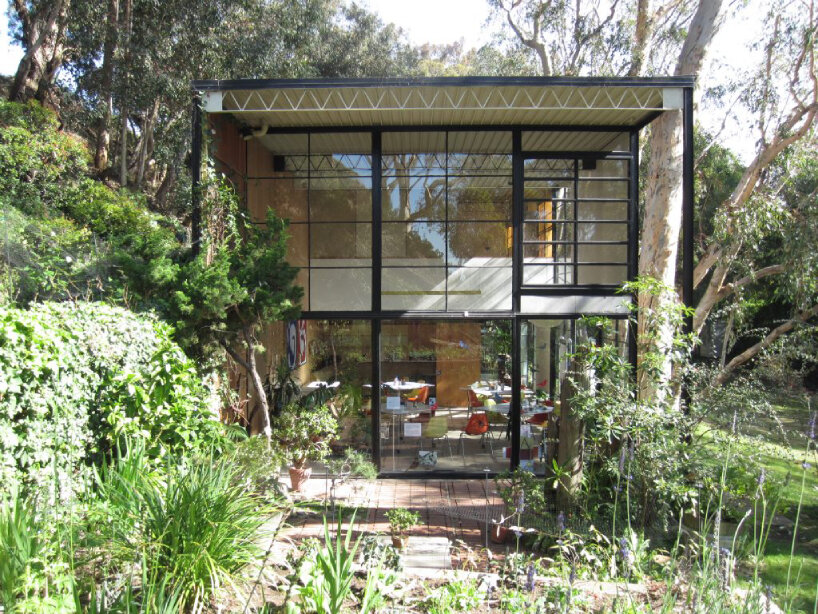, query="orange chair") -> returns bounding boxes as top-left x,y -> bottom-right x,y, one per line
408,385 -> 430,408
459,412 -> 493,462
466,388 -> 484,417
